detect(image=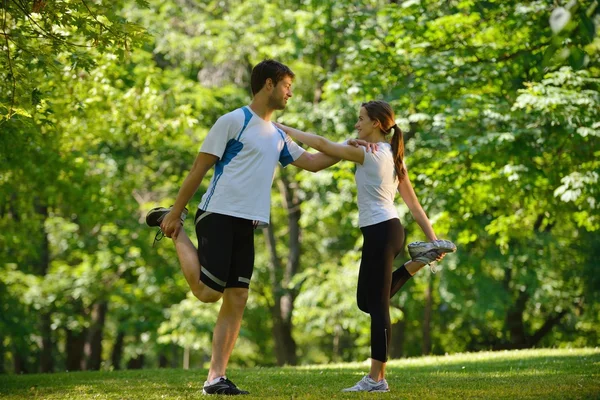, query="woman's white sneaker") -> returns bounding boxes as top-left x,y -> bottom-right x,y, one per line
341,375 -> 389,392
408,239 -> 456,260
